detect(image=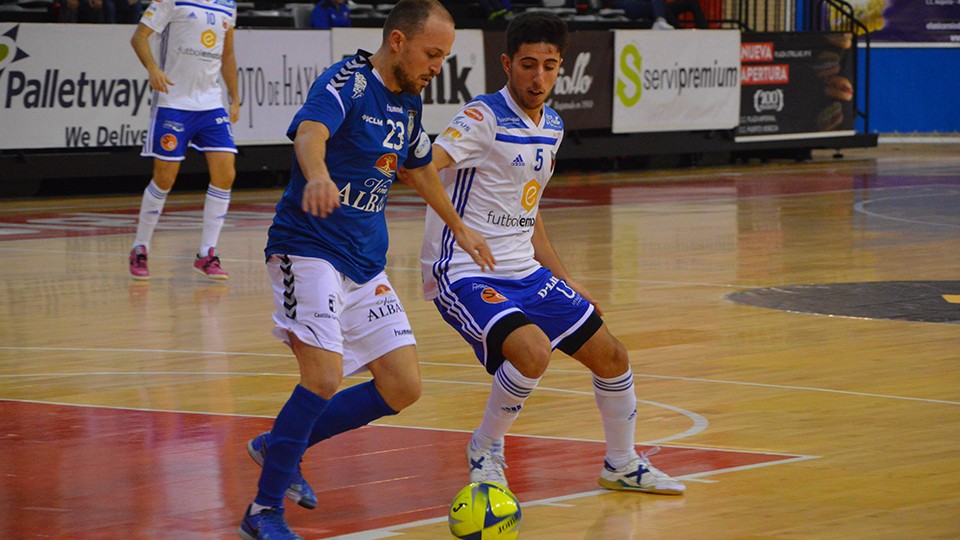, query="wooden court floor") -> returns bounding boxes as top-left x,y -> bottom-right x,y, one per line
1,143 -> 958,539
